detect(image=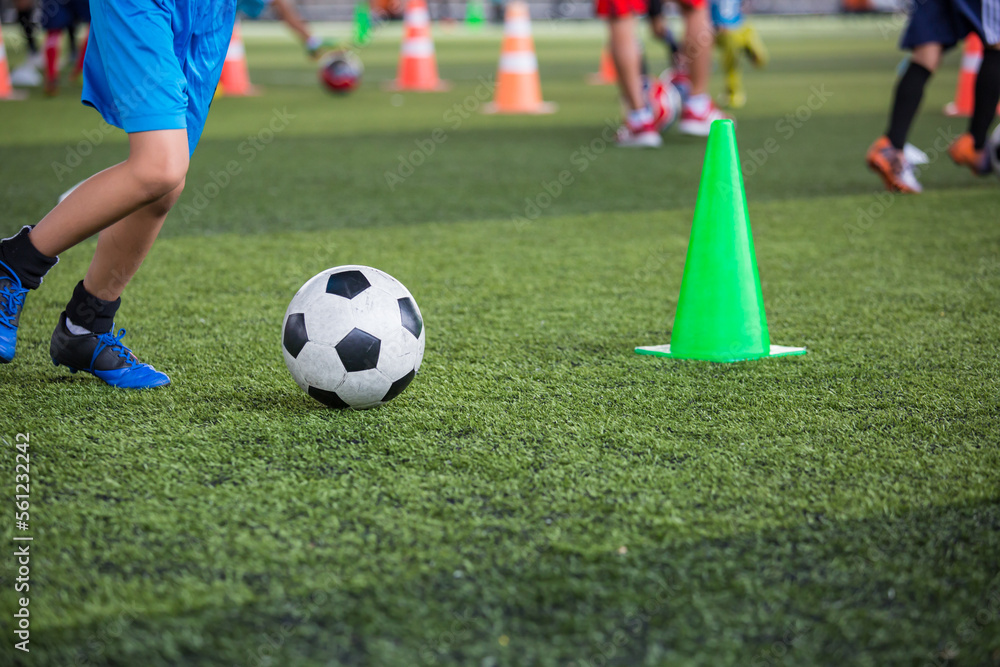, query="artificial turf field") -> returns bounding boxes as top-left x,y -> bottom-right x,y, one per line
1,15 -> 999,666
